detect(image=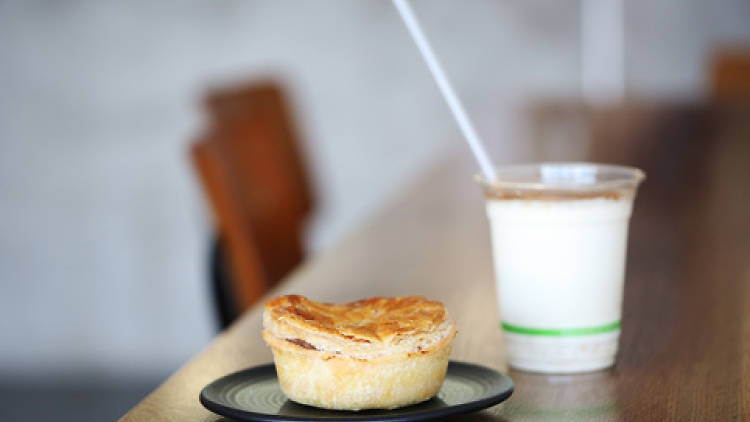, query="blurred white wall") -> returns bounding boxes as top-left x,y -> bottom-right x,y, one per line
0,0 -> 748,381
